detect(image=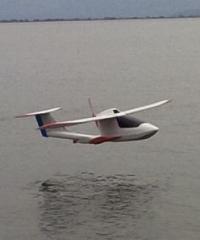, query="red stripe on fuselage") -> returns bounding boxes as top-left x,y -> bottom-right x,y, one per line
89,136 -> 120,144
